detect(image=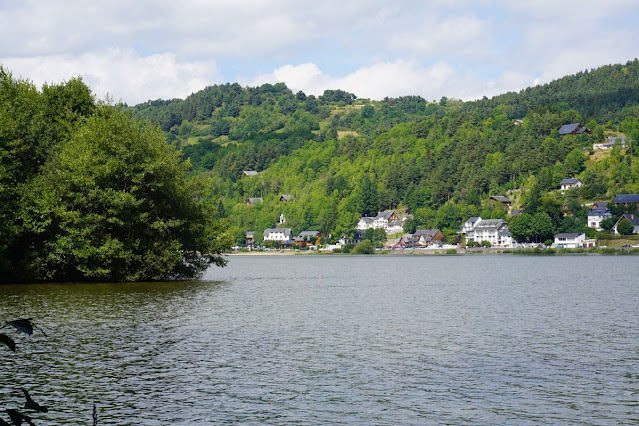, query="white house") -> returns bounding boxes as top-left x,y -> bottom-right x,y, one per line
559,178 -> 583,191
385,220 -> 404,234
459,217 -> 482,235
357,211 -> 400,233
413,229 -> 445,246
613,214 -> 639,235
553,233 -> 585,248
466,219 -> 512,247
587,207 -> 612,231
373,211 -> 398,229
263,228 -> 293,244
357,217 -> 375,230
593,136 -> 627,150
